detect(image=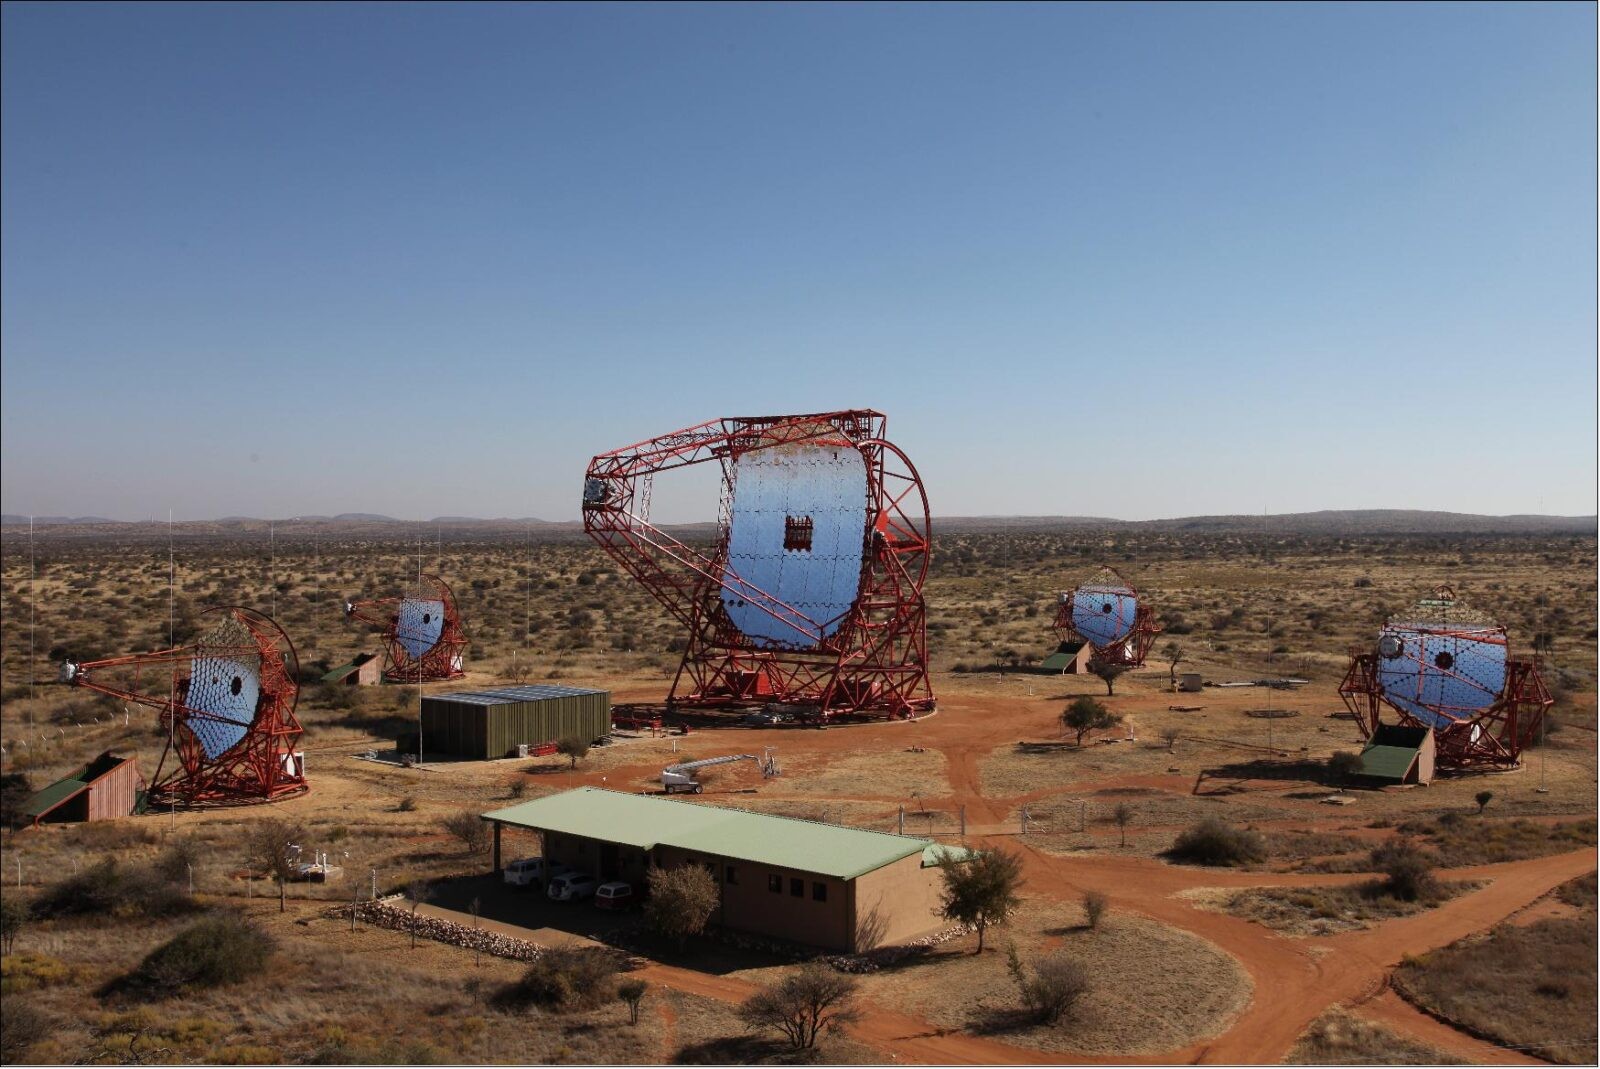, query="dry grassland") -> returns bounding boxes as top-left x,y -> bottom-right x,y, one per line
0,525 -> 1594,1064
851,899 -> 1251,1055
